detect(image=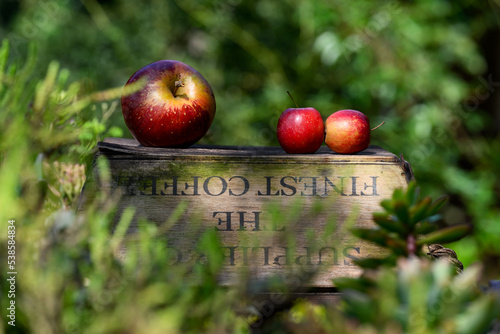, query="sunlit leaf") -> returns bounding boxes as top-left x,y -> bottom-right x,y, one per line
380,199 -> 394,212
416,224 -> 471,246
